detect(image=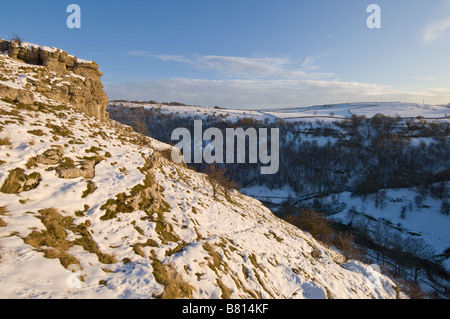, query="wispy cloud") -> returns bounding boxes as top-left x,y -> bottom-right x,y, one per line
126,51 -> 189,63
300,56 -> 320,71
423,16 -> 450,43
412,75 -> 436,81
422,2 -> 450,44
125,51 -> 335,80
189,55 -> 289,78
